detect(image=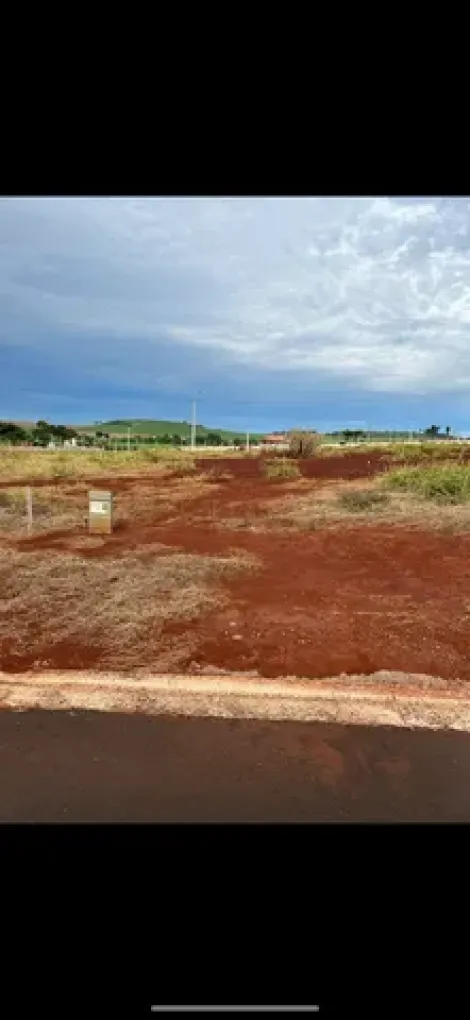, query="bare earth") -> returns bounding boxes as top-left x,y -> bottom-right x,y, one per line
2,453 -> 470,691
